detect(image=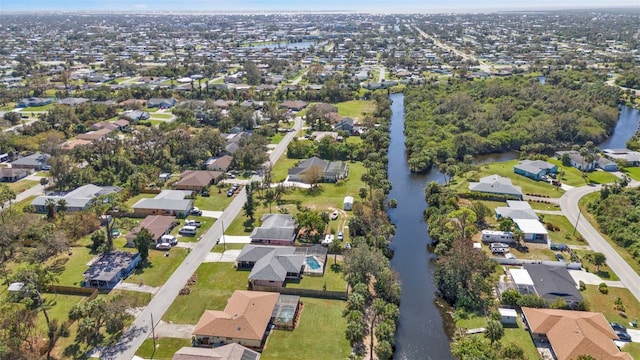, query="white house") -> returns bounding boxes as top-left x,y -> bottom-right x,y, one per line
513,218 -> 549,244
